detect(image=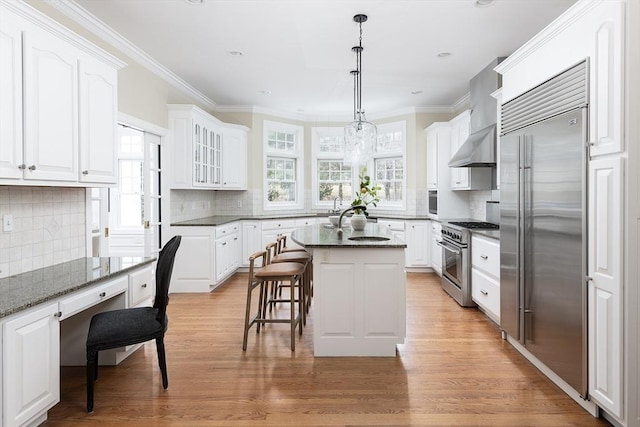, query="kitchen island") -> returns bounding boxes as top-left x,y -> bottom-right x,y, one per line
291,223 -> 407,357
